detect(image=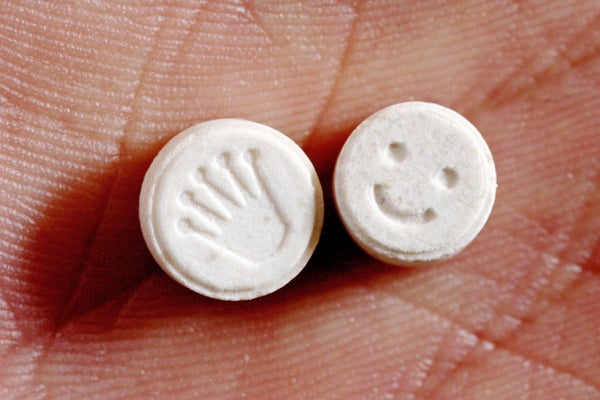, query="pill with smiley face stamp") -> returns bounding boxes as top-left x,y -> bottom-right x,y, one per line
333,102 -> 496,266
140,119 -> 324,300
